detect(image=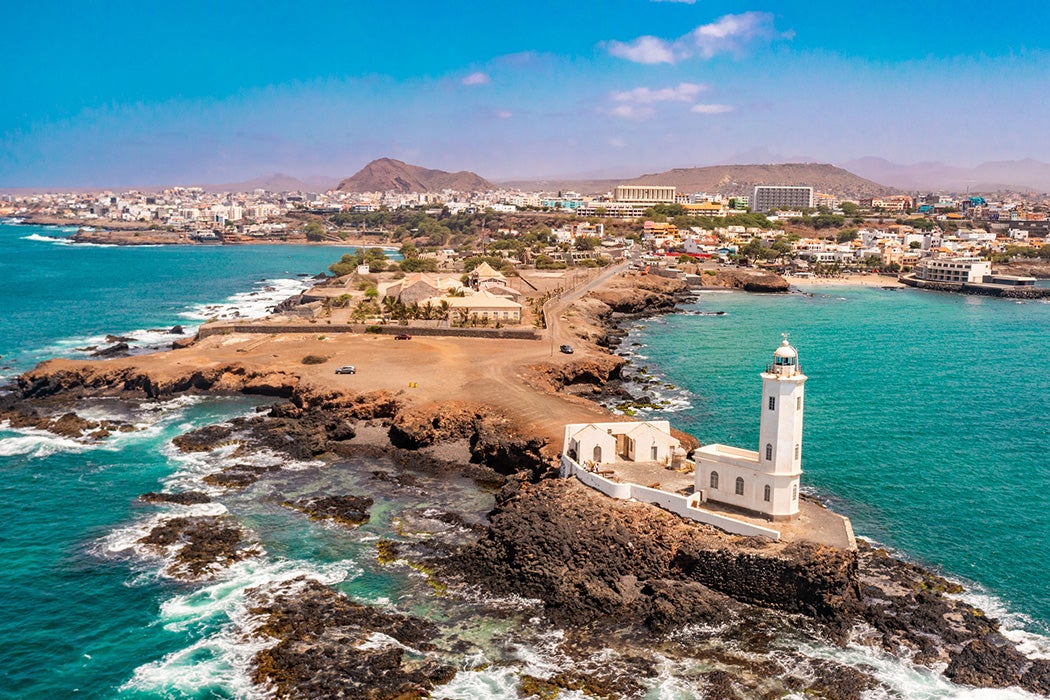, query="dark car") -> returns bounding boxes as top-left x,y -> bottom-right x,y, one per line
394,334 -> 412,340
335,365 -> 356,374
559,344 -> 574,354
